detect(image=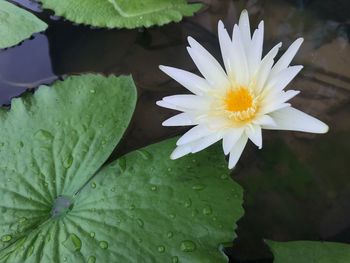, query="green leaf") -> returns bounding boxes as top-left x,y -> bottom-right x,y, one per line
1,136 -> 243,262
0,74 -> 137,260
267,240 -> 350,263
0,1 -> 47,49
39,0 -> 202,29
